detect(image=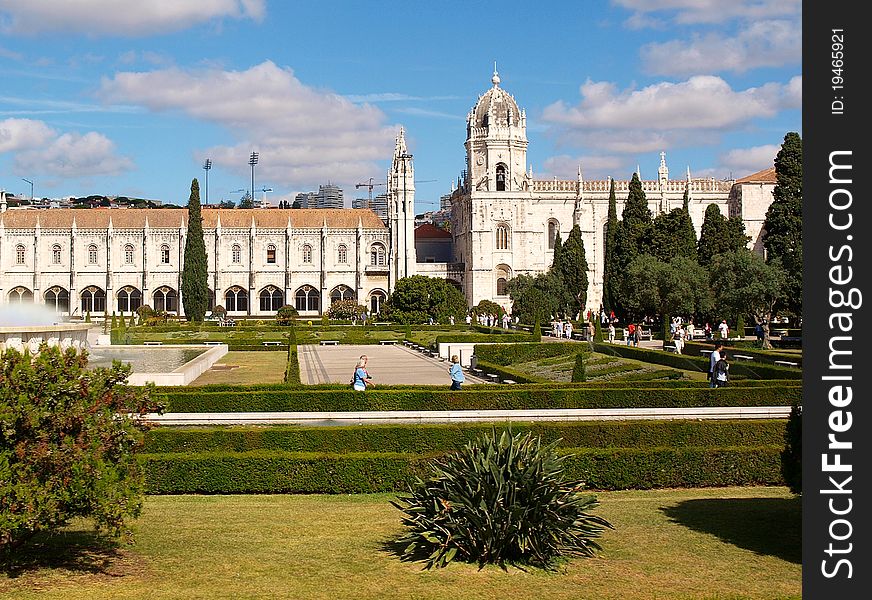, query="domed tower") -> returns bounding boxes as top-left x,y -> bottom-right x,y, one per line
465,67 -> 528,193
